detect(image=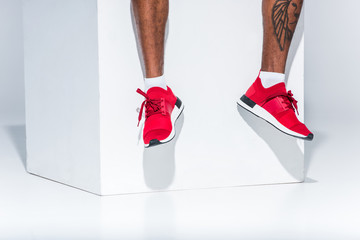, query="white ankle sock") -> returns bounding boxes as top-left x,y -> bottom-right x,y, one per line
259,71 -> 285,88
144,75 -> 167,92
